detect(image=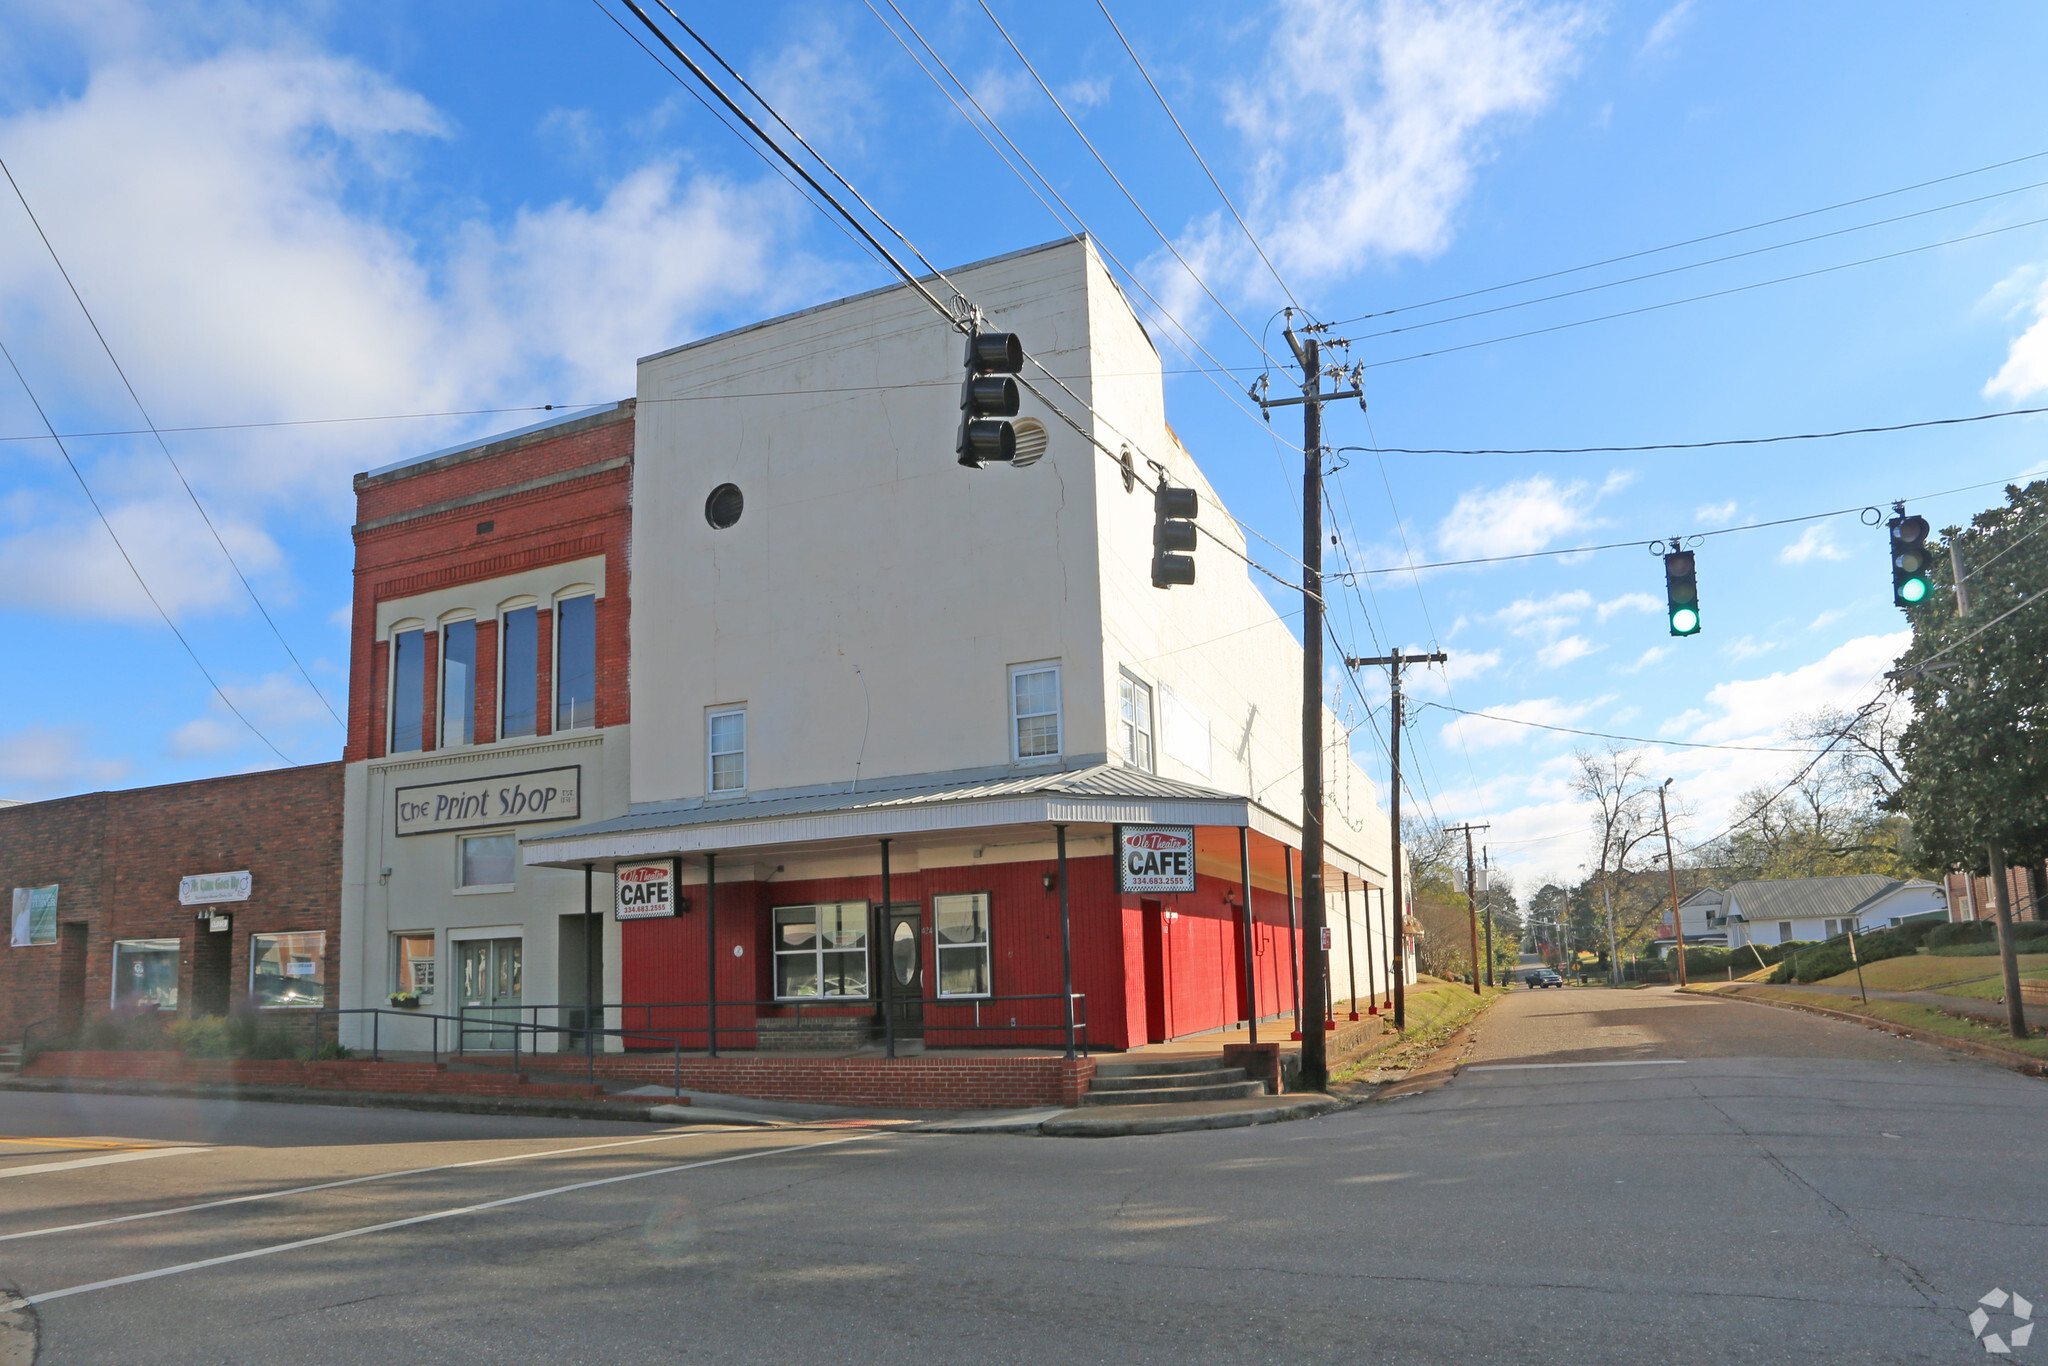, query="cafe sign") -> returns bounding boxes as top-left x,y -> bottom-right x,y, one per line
1115,825 -> 1197,894
179,871 -> 252,905
395,766 -> 581,836
615,862 -> 680,920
